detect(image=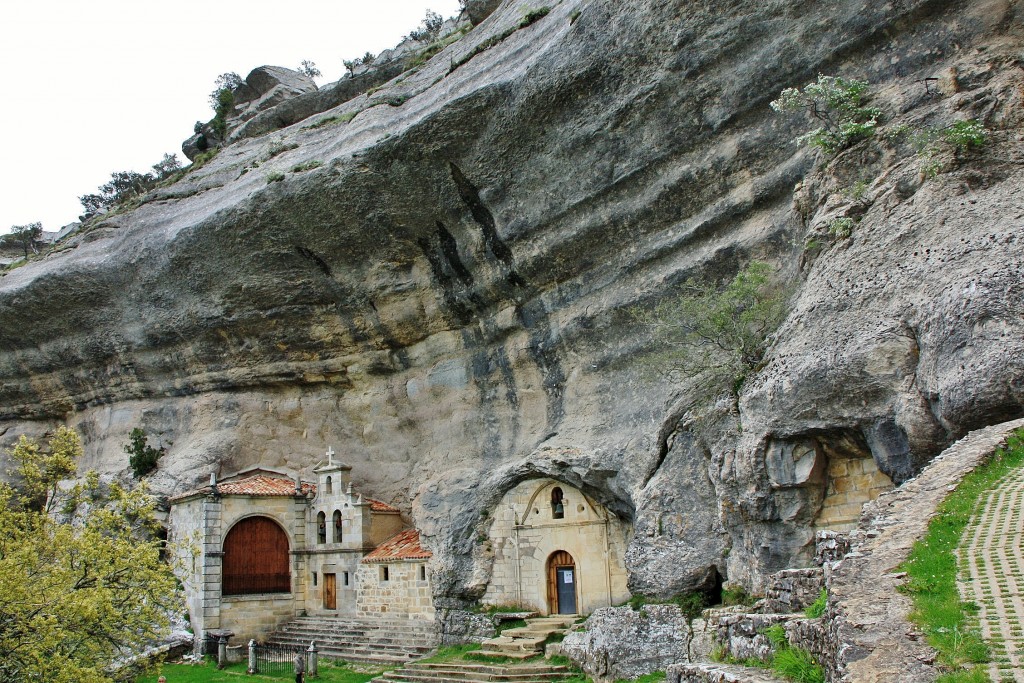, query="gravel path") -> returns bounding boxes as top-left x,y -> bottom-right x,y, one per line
961,464 -> 1024,682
